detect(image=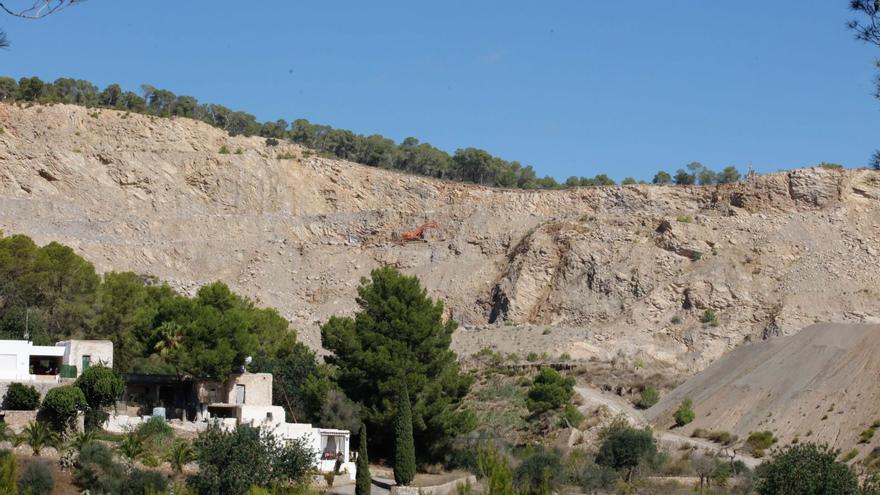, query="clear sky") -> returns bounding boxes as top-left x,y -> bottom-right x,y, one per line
2,1 -> 877,181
